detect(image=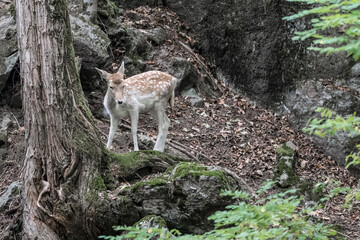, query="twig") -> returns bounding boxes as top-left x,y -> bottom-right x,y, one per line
168,139 -> 216,164
165,140 -> 200,162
